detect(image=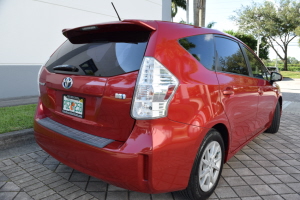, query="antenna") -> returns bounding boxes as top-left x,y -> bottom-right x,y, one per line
111,2 -> 121,21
